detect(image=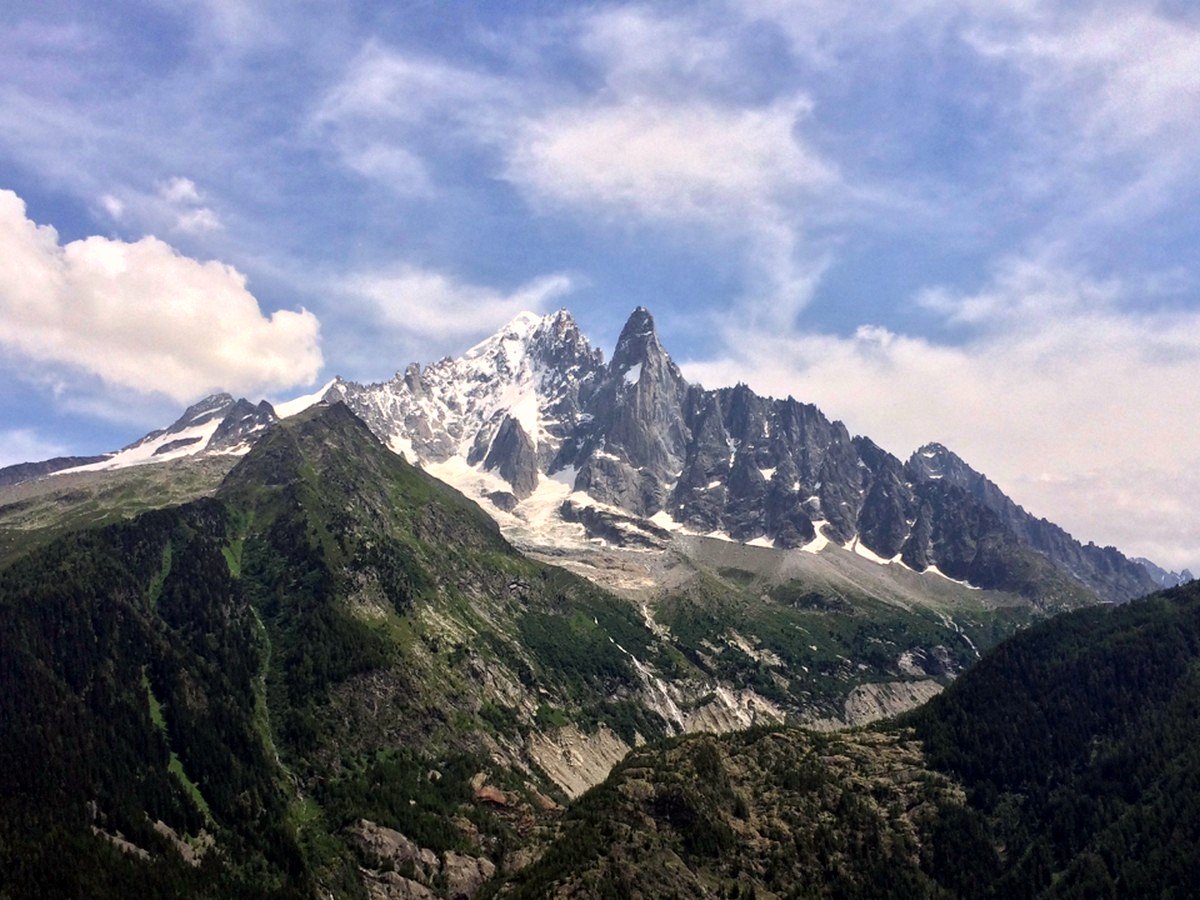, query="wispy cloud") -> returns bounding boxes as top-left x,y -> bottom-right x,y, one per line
343,265 -> 575,343
964,5 -> 1200,234
1,0 -> 1196,567
506,96 -> 833,222
0,427 -> 67,468
311,45 -> 516,197
314,12 -> 843,328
